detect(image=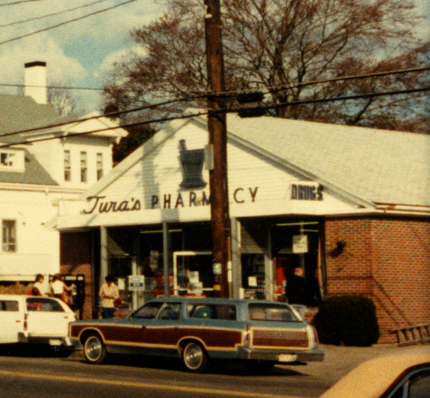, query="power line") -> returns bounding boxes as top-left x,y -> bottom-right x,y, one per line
0,0 -> 138,46
0,110 -> 209,149
266,66 -> 430,95
0,0 -> 111,28
0,0 -> 40,6
1,64 -> 428,95
0,94 -> 208,139
223,86 -> 430,116
1,66 -> 429,140
1,85 -> 429,149
0,83 -> 103,91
